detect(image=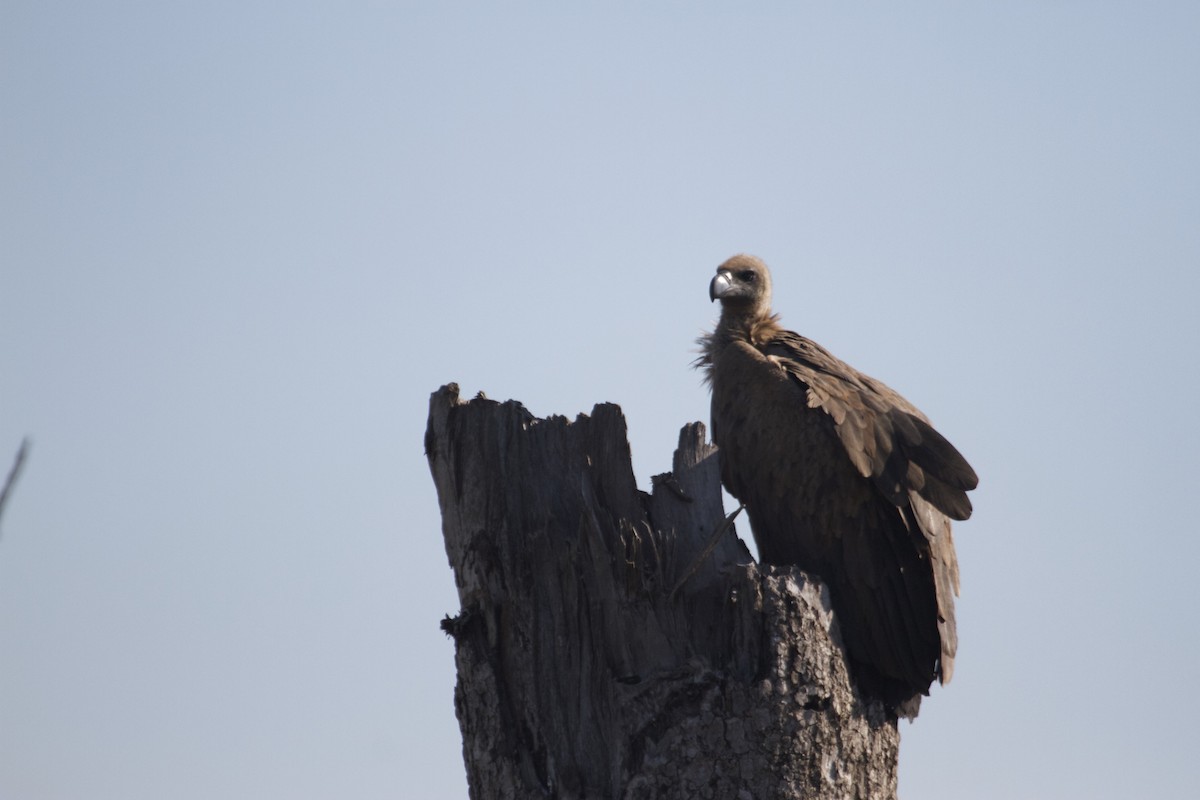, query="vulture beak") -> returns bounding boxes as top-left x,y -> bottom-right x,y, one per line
710,270 -> 733,302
